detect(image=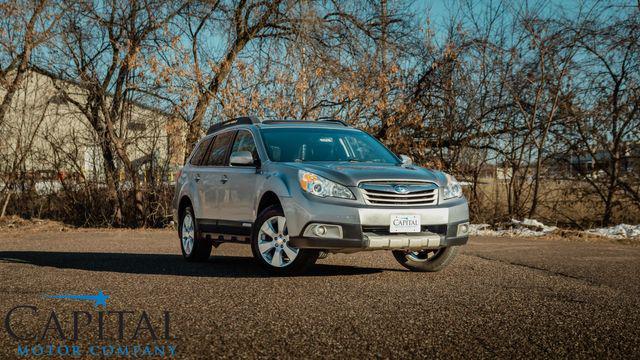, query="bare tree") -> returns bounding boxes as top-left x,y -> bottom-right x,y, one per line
179,0 -> 297,159
0,72 -> 51,218
52,0 -> 189,226
562,5 -> 640,225
0,0 -> 60,127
